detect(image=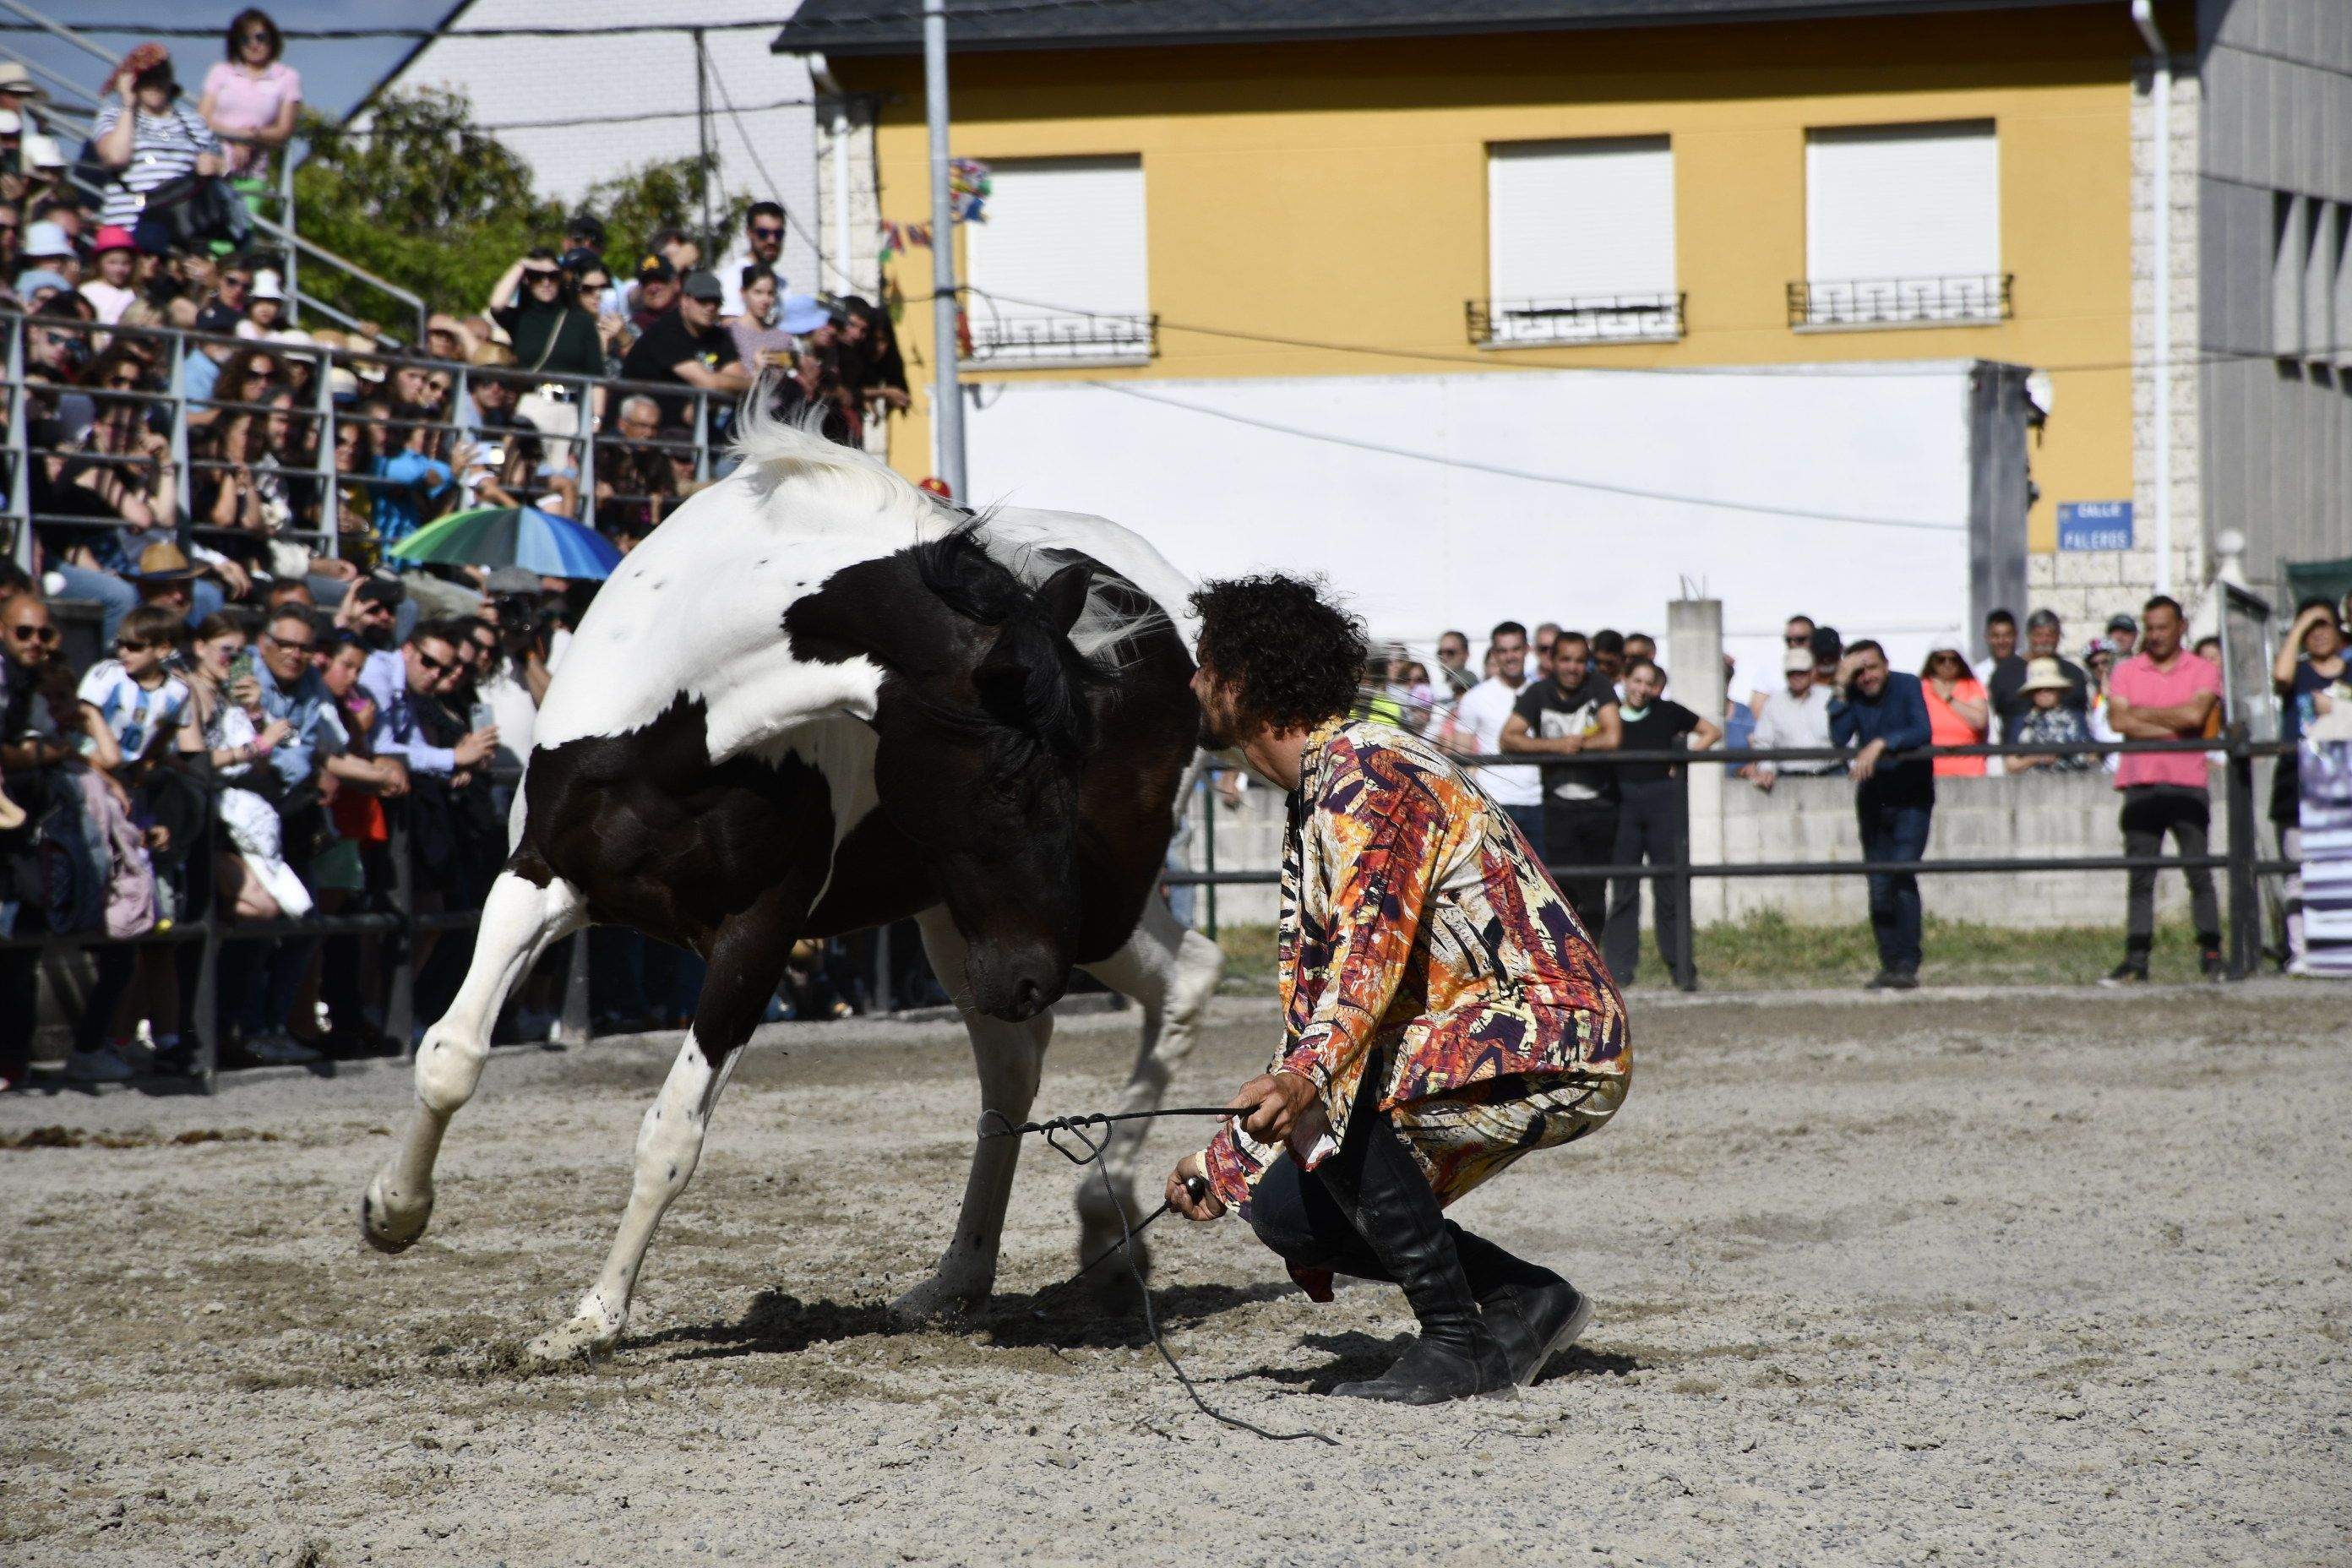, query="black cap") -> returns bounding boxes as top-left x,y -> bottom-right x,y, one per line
354,577 -> 406,610
635,254 -> 676,285
193,301 -> 240,336
565,211 -> 606,248
1810,626 -> 1843,663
